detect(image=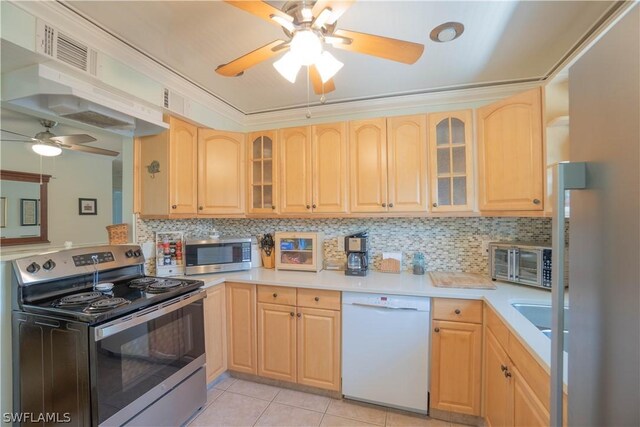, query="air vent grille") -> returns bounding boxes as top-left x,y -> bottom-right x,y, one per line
56,32 -> 88,72
163,88 -> 170,108
36,20 -> 98,76
43,24 -> 55,56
